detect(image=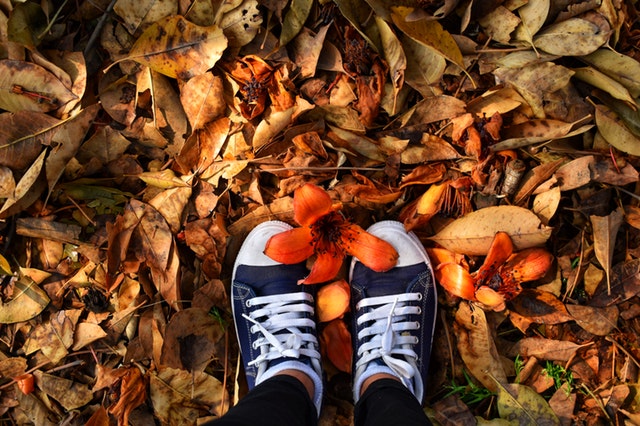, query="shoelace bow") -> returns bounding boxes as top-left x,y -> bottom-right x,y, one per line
243,292 -> 321,379
355,293 -> 422,380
